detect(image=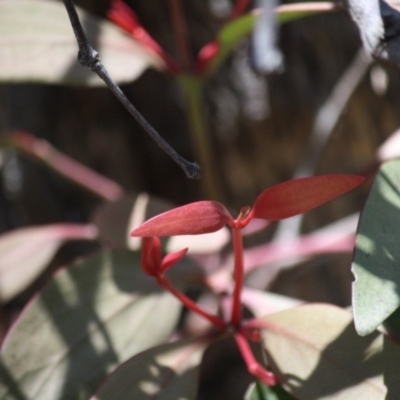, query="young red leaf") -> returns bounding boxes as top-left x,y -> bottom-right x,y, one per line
250,175 -> 365,221
141,237 -> 162,276
161,248 -> 189,273
130,201 -> 232,237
